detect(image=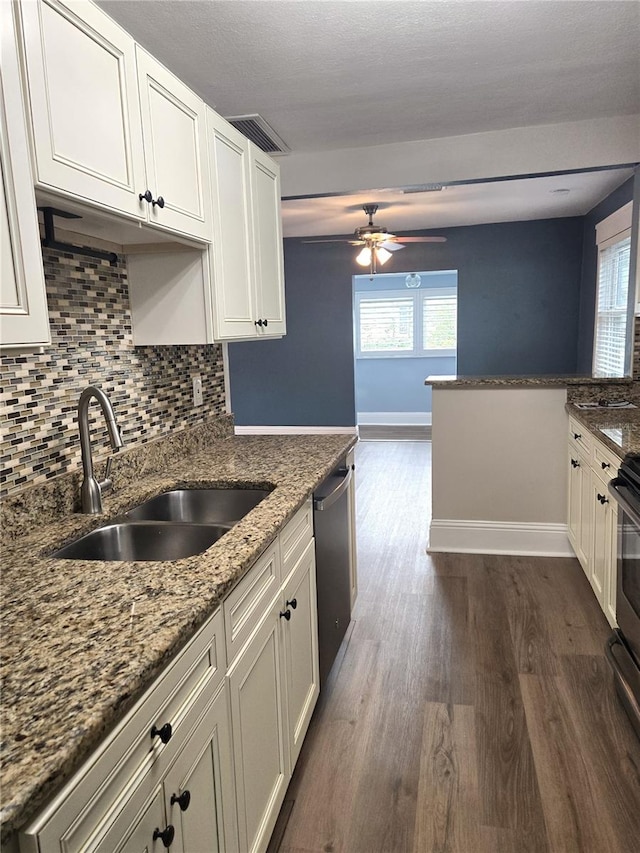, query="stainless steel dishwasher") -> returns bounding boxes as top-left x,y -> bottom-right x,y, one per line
313,459 -> 354,686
